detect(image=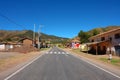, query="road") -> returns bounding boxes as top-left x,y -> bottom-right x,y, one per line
4,47 -> 120,80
